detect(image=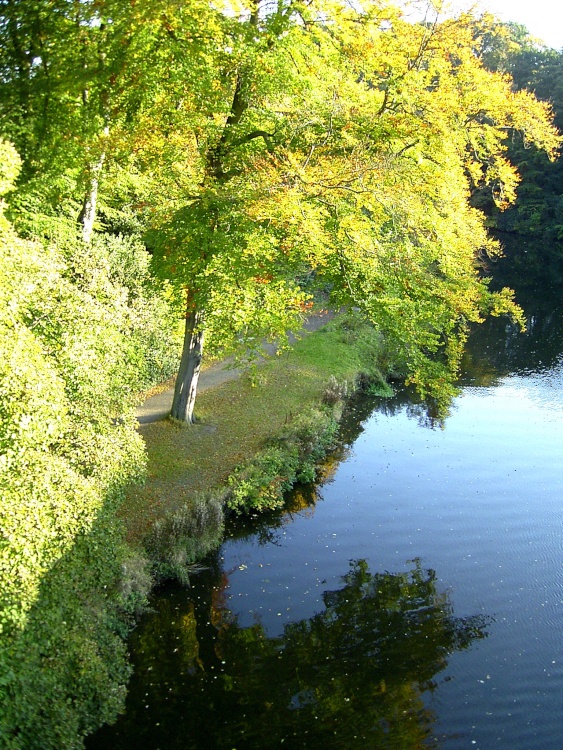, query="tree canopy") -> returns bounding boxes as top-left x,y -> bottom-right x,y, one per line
145,0 -> 559,419
473,19 -> 563,240
1,1 -> 559,421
